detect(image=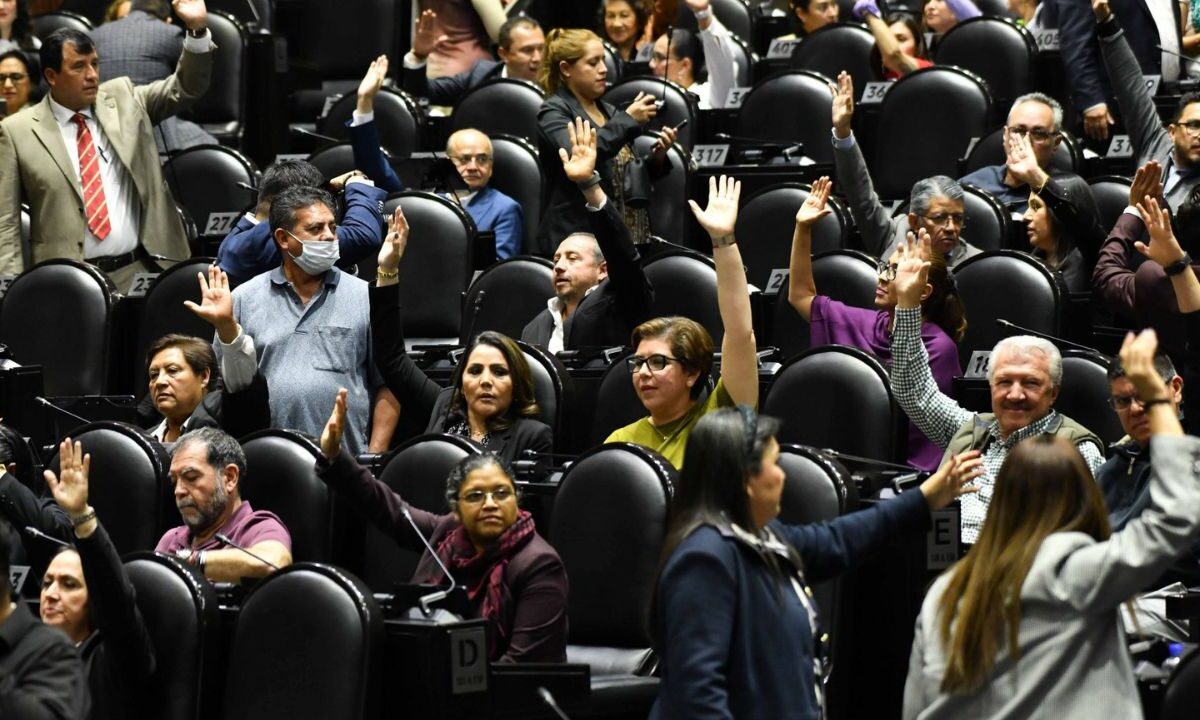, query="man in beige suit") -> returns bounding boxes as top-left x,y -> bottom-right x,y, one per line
0,0 -> 213,290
